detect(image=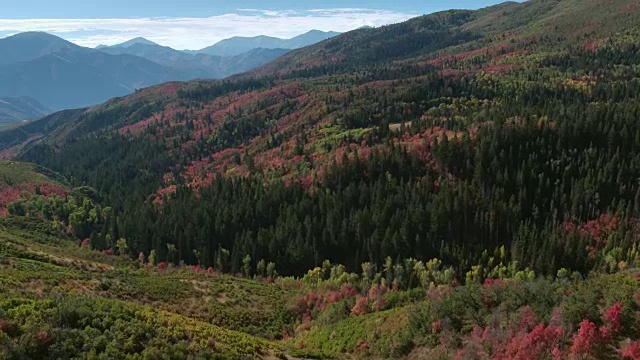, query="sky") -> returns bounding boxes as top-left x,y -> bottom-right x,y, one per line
0,0 -> 517,50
